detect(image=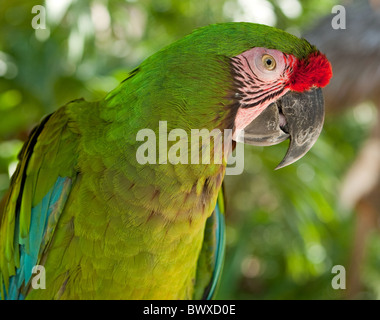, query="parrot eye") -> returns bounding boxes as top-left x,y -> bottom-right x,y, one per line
262,54 -> 276,71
